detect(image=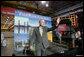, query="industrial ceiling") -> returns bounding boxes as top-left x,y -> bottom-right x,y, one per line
1,1 -> 83,31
